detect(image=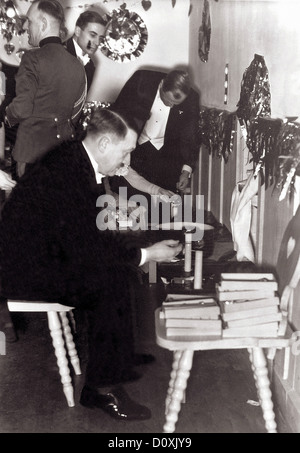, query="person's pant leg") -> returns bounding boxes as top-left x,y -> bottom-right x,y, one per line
82,284 -> 136,388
